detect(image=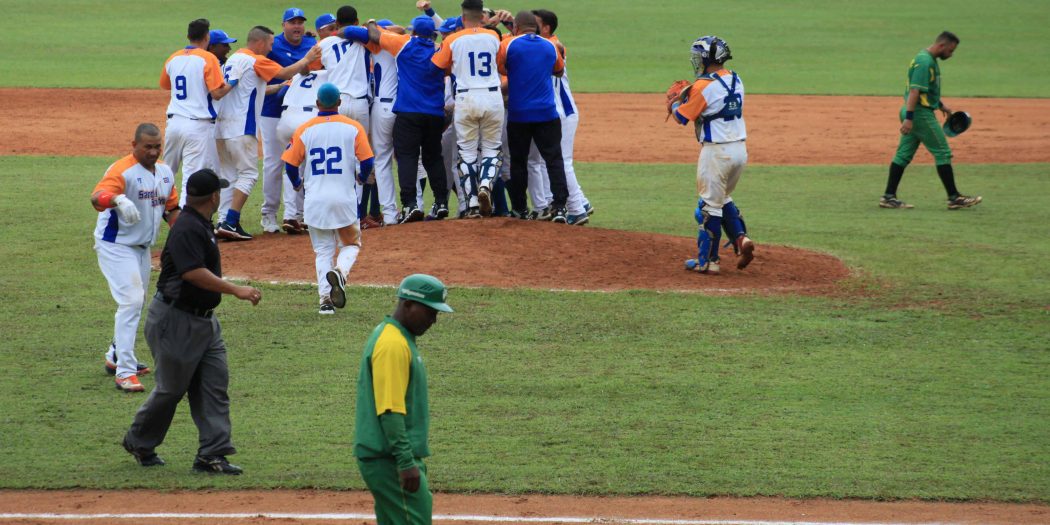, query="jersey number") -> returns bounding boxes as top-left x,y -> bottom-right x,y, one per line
300,73 -> 317,88
468,51 -> 492,77
332,41 -> 353,62
308,147 -> 344,175
174,75 -> 187,100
